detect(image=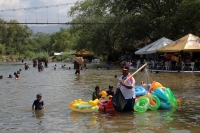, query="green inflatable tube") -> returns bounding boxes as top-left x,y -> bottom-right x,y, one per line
147,95 -> 161,110
165,88 -> 178,108
134,96 -> 149,112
